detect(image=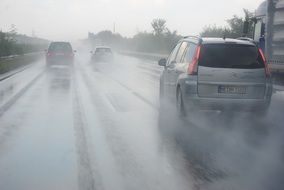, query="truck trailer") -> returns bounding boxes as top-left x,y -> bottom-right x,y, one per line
253,0 -> 284,73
